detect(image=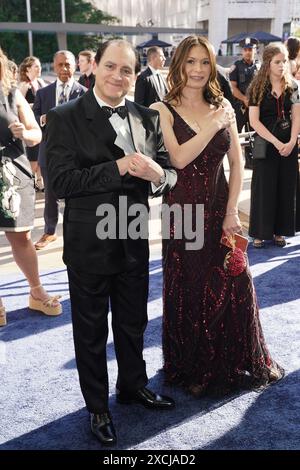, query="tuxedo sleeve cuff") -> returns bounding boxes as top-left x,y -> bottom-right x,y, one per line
151,181 -> 164,194
102,161 -> 122,190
